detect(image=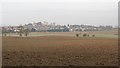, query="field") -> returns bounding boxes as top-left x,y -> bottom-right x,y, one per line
2,36 -> 118,66
7,29 -> 118,38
